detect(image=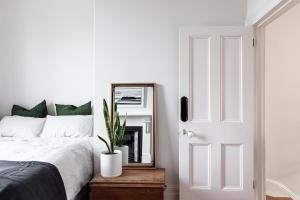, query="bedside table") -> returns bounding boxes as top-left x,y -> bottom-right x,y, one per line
89,168 -> 166,200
